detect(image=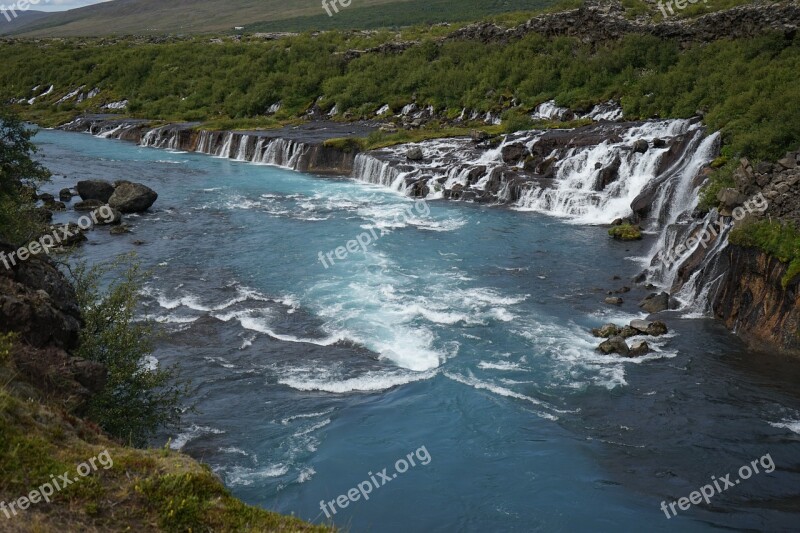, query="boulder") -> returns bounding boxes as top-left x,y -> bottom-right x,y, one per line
653,138 -> 667,148
38,193 -> 55,203
630,319 -> 652,333
605,297 -> 624,306
110,225 -> 132,235
591,323 -> 620,338
108,182 -> 158,213
74,199 -> 105,212
406,147 -> 424,161
633,139 -> 649,154
49,223 -> 87,247
76,180 -> 115,203
92,207 -> 122,226
59,188 -> 75,202
629,340 -> 651,356
596,155 -> 622,190
717,187 -> 745,208
647,321 -> 669,337
639,292 -> 670,313
501,143 -> 528,165
598,336 -> 630,356
619,325 -> 639,339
